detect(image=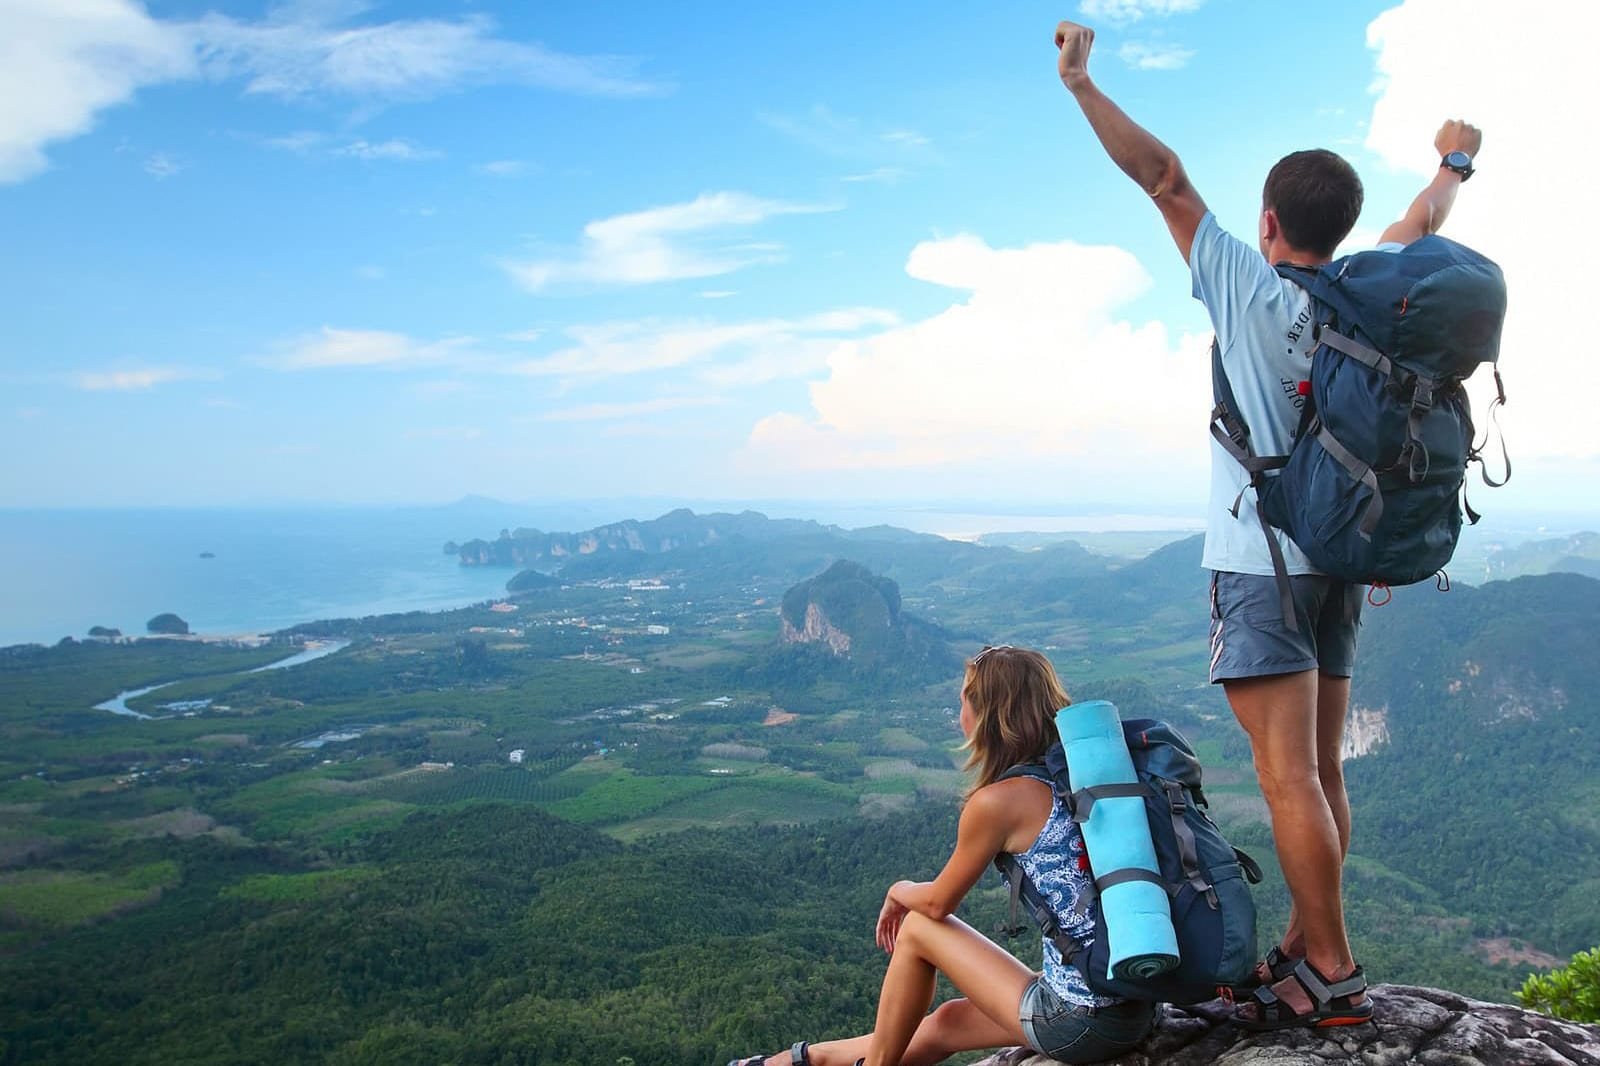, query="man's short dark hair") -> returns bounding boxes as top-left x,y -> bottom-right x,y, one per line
1263,149 -> 1364,258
